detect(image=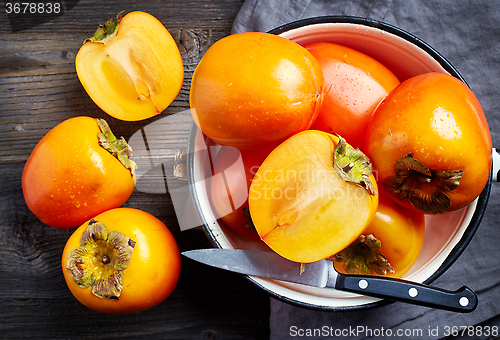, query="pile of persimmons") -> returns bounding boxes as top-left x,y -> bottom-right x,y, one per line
190,29 -> 492,277
21,11 -> 491,314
